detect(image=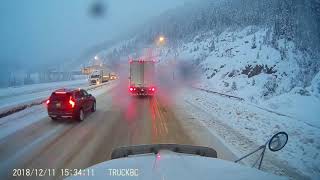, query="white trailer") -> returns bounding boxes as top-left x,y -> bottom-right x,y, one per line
129,59 -> 156,96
